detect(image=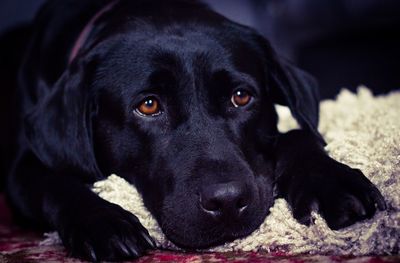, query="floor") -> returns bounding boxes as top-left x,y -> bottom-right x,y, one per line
1,194 -> 399,263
